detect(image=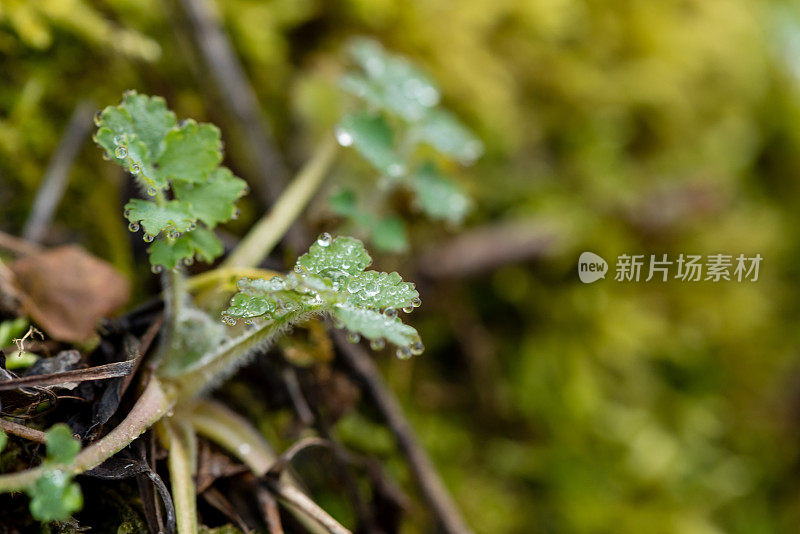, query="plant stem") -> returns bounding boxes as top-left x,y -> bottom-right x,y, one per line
160,418 -> 198,534
186,400 -> 331,534
266,482 -> 352,534
155,268 -> 185,369
0,378 -> 172,492
0,419 -> 47,444
163,309 -> 315,401
223,137 -> 338,268
186,399 -> 275,474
